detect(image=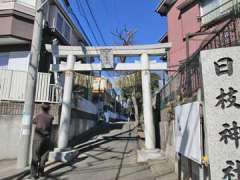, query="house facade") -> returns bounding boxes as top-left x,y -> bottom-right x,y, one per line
156,0 -> 240,73
0,0 -> 90,72
155,0 -> 240,179
0,0 -> 91,103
